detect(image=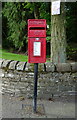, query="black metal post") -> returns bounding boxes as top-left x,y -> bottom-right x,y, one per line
33,63 -> 38,113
